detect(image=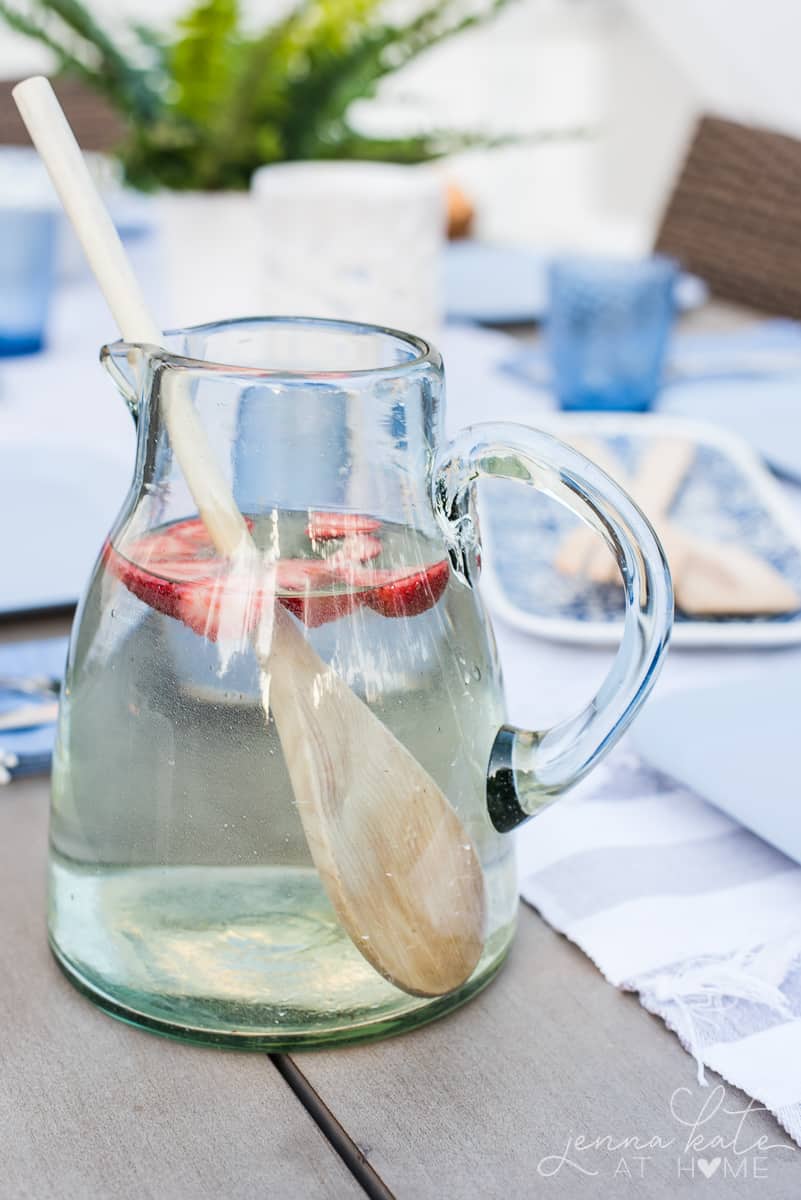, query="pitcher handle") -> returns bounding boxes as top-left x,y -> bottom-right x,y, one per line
432,422 -> 673,833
